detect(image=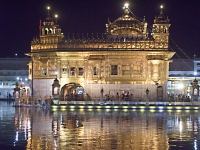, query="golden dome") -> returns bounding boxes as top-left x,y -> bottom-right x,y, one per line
106,4 -> 148,39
